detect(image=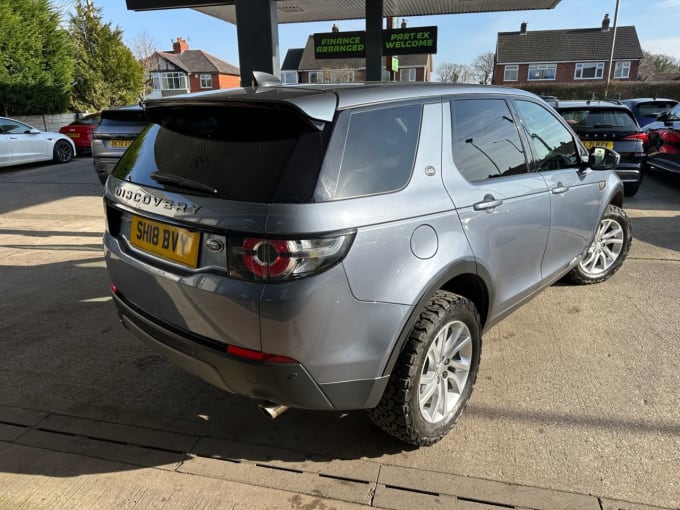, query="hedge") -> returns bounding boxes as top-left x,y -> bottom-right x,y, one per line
512,81 -> 680,101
